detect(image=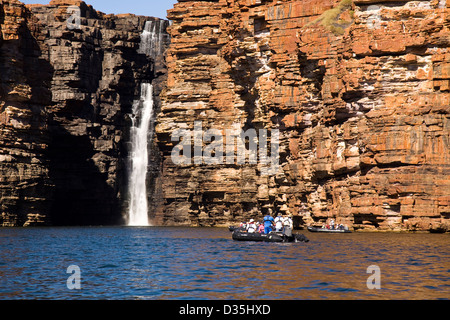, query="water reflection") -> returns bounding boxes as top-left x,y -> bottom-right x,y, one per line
0,227 -> 448,300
